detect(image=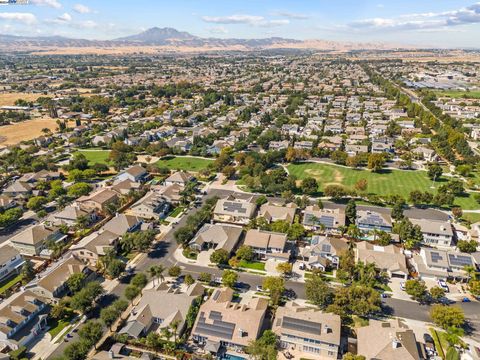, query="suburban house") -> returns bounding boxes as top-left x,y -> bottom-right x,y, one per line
273,302 -> 341,359
153,184 -> 183,205
213,195 -> 256,225
357,319 -> 421,360
116,165 -> 149,183
46,205 -> 97,227
356,210 -> 392,233
410,219 -> 454,248
302,206 -> 346,232
412,248 -> 475,280
259,203 -> 297,224
191,287 -> 268,354
128,191 -> 170,220
9,224 -> 67,257
355,242 -> 409,279
299,236 -> 349,269
70,230 -> 119,266
0,290 -> 48,350
0,244 -> 24,282
243,229 -> 289,260
164,171 -> 194,187
3,181 -> 32,198
189,224 -> 243,255
102,214 -> 143,236
120,282 -> 204,339
27,256 -> 94,303
76,188 -> 119,213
